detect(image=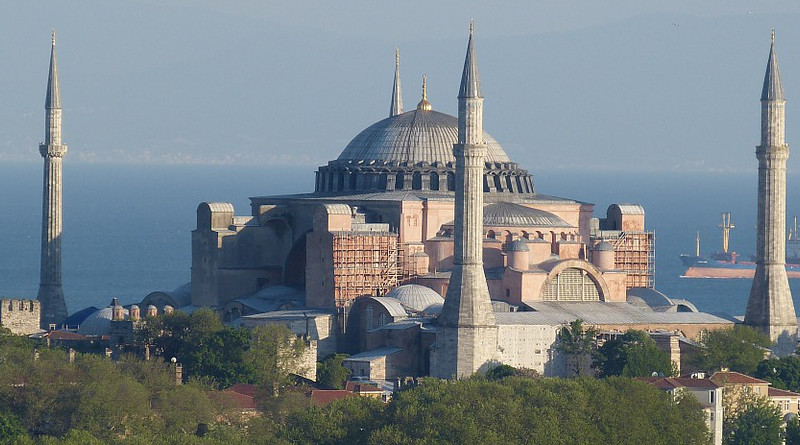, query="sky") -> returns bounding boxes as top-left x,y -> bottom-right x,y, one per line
2,1 -> 800,172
